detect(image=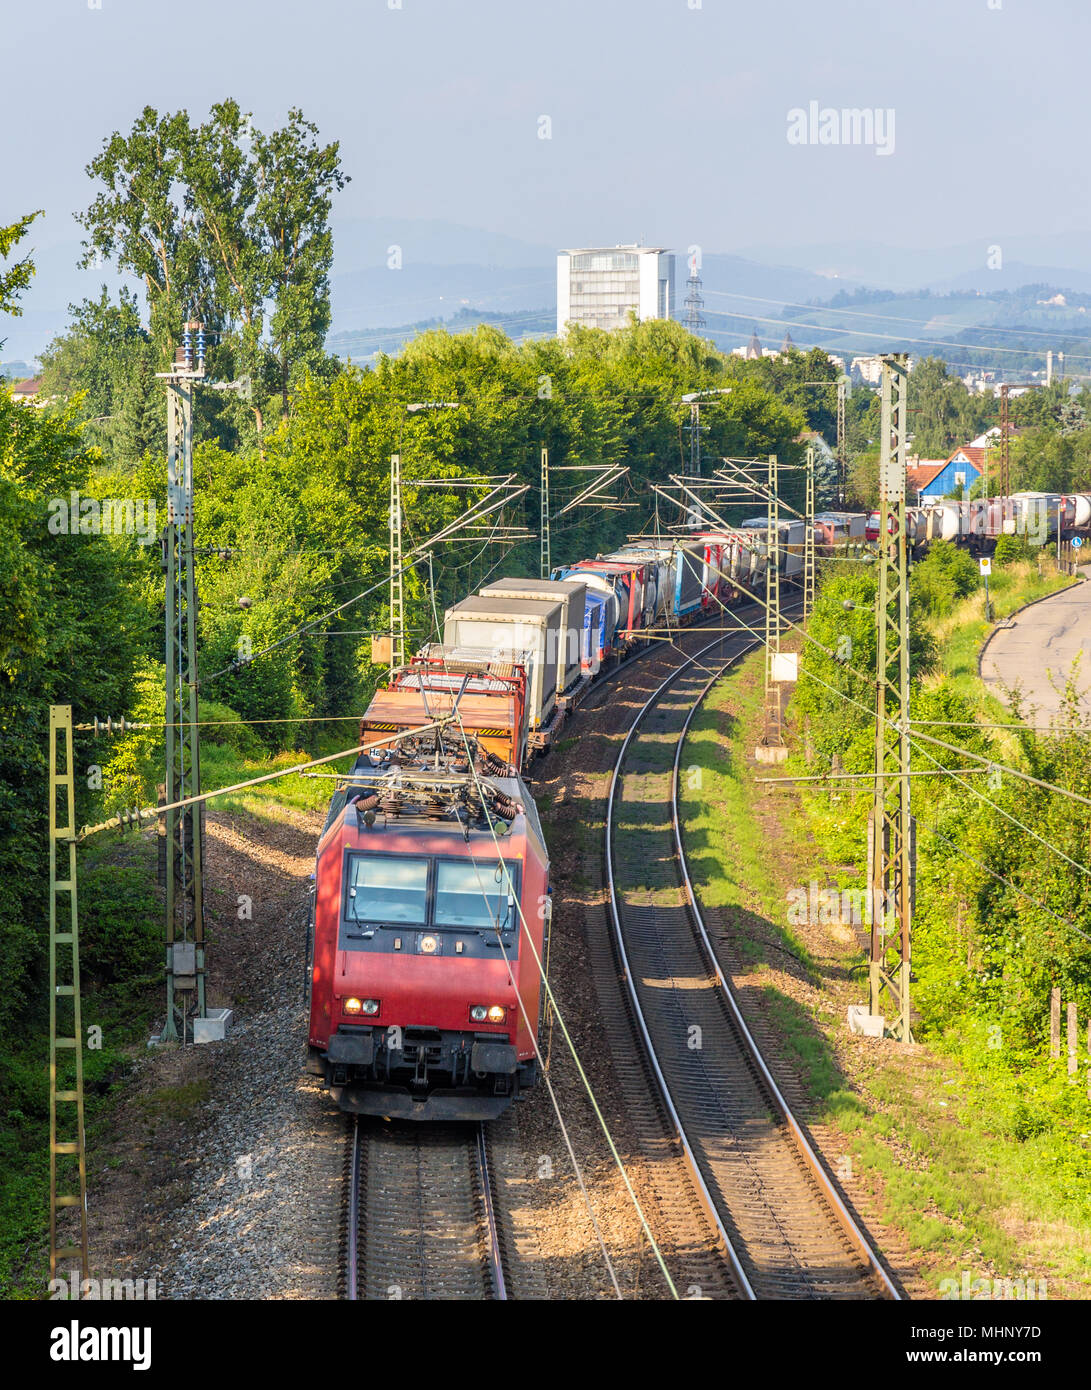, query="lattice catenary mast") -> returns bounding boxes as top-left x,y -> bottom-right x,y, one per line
869,354 -> 913,1041
157,323 -> 208,1040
